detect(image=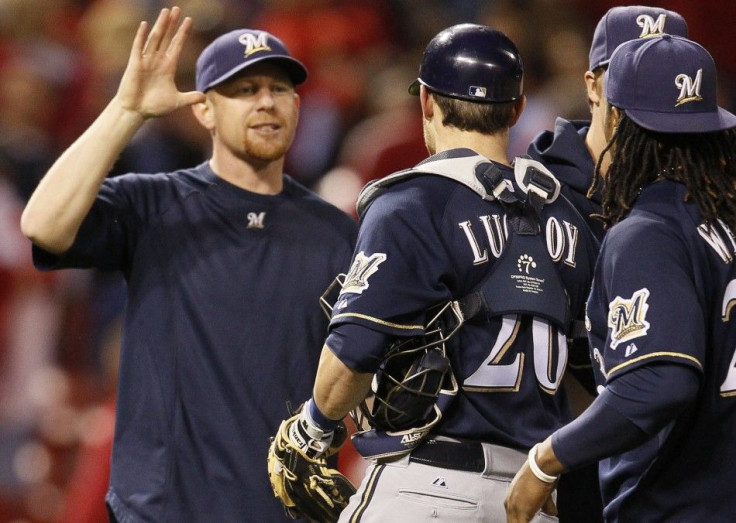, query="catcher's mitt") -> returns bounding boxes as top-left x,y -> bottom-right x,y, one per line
268,409 -> 356,522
